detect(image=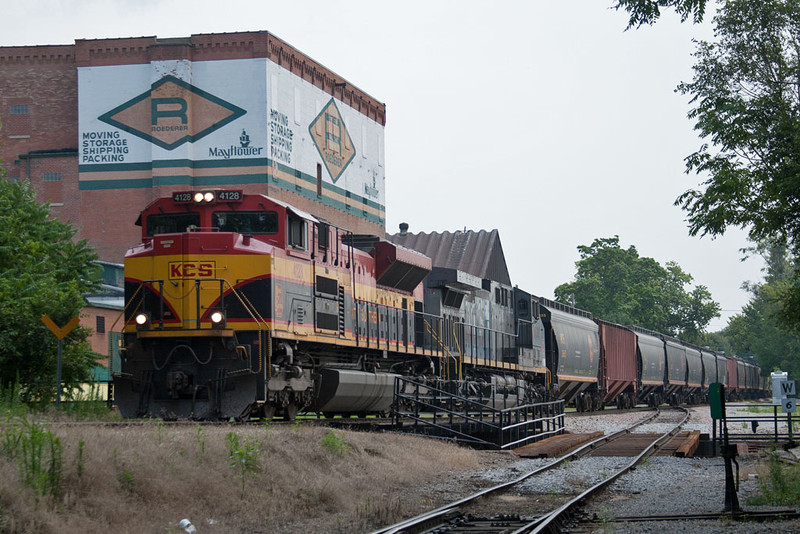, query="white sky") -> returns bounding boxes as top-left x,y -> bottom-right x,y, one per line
2,0 -> 765,331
